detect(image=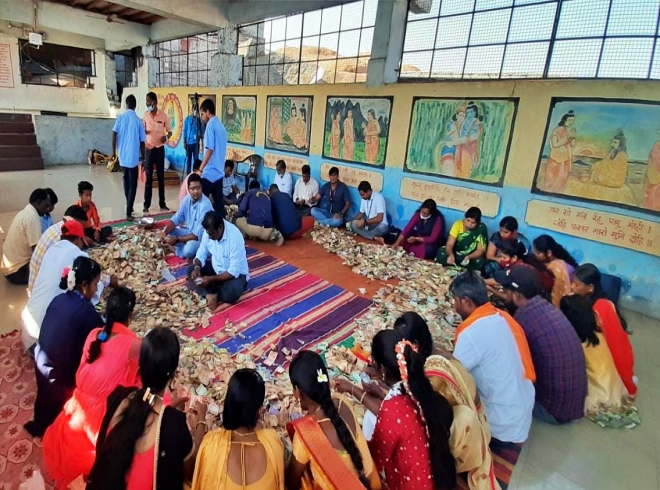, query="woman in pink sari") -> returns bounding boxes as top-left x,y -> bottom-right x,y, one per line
343,110 -> 355,160
42,286 -> 141,489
